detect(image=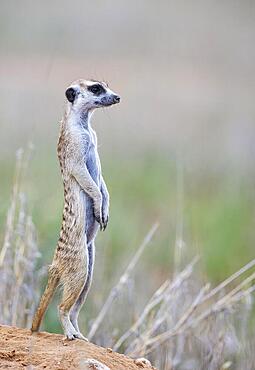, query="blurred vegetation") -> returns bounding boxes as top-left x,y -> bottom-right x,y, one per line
0,149 -> 254,334
1,153 -> 254,370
